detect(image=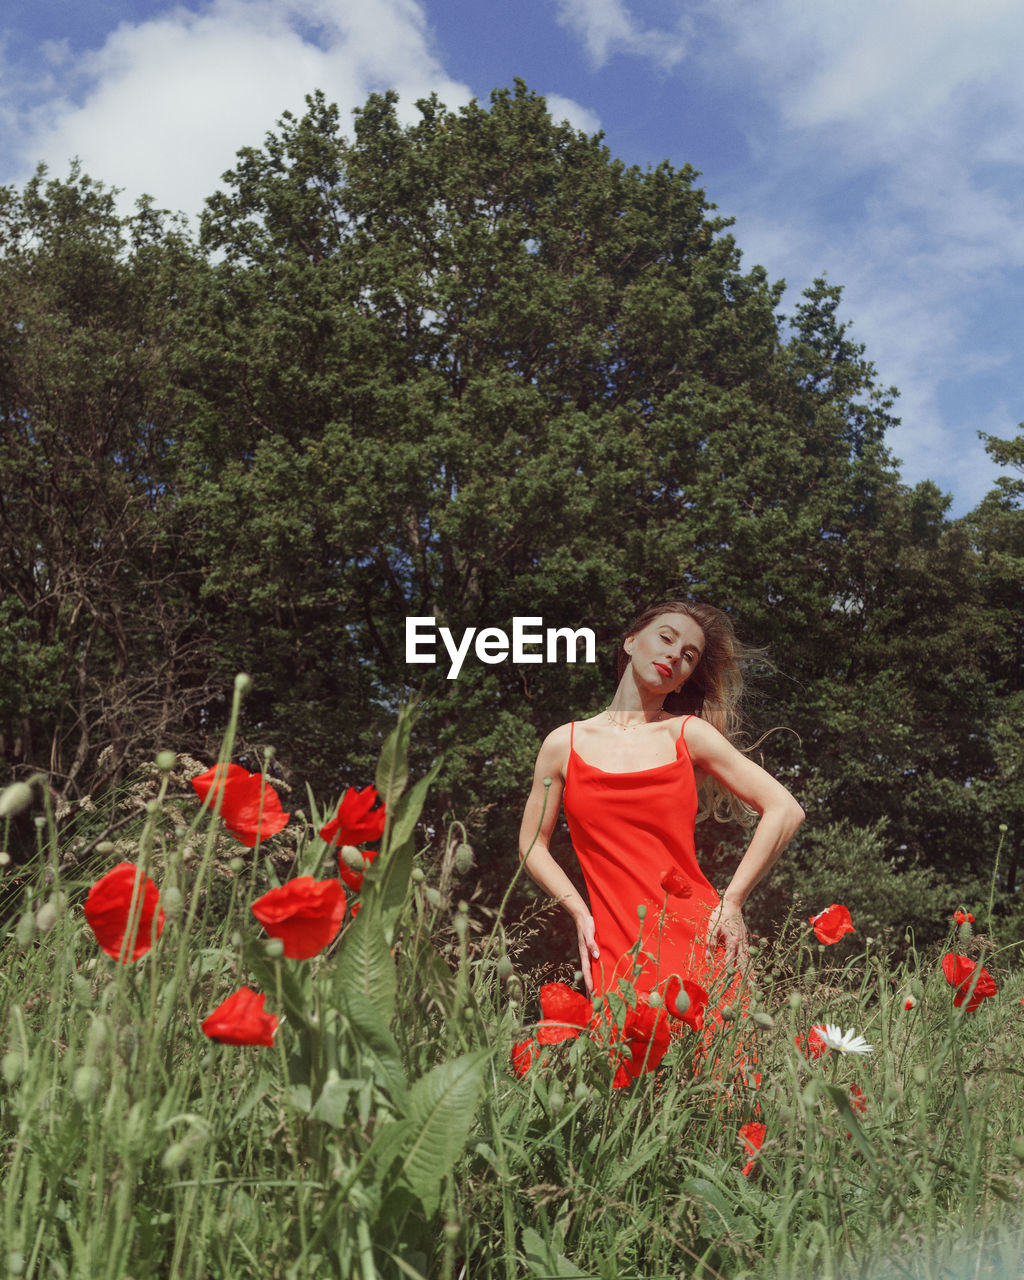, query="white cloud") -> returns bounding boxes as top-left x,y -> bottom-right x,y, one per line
5,0 -> 471,219
543,92 -> 601,135
553,0 -> 689,70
